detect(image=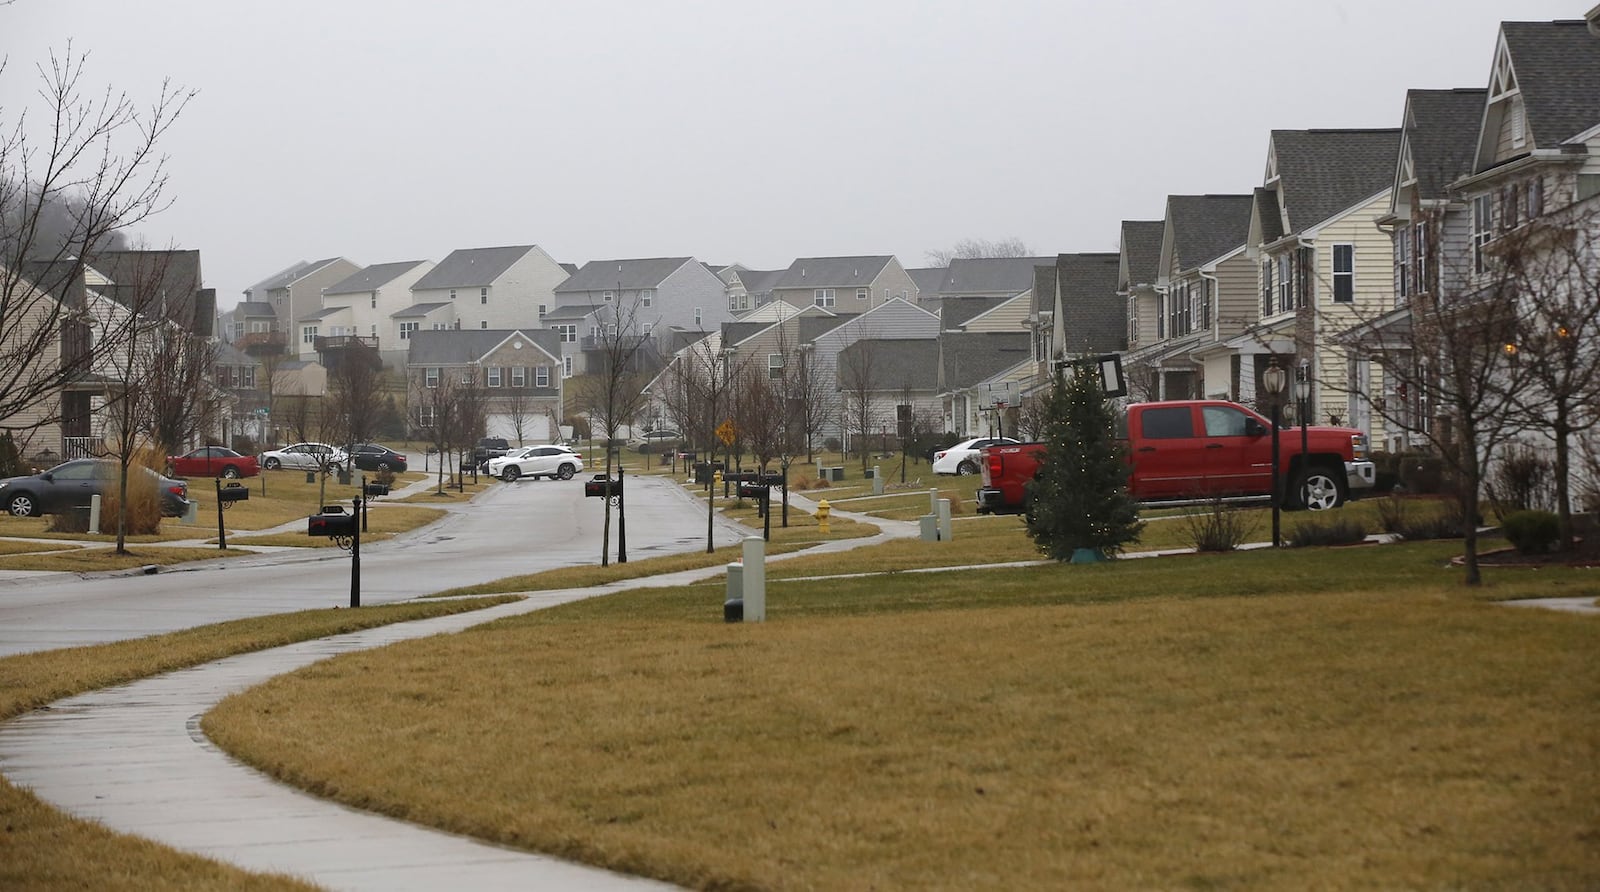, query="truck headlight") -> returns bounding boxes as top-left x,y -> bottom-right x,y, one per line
1351,434 -> 1368,460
